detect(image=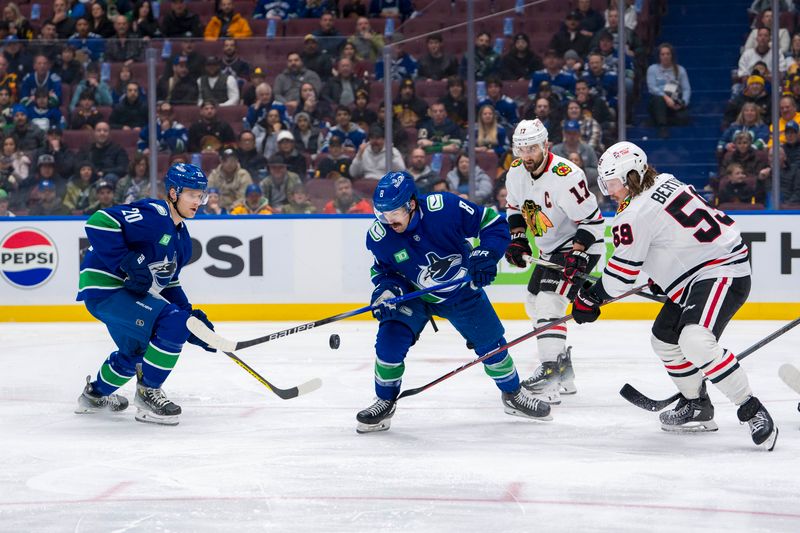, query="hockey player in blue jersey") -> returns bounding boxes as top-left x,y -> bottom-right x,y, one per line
356,171 -> 552,433
74,163 -> 216,426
